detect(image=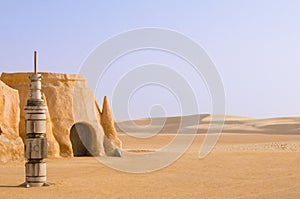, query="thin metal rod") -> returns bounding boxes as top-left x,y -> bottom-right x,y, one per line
34,51 -> 37,74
